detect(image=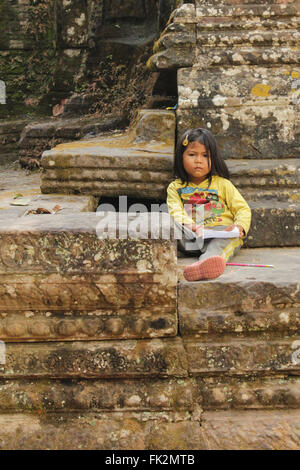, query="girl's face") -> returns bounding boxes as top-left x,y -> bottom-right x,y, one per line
183,141 -> 211,184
